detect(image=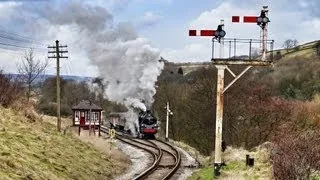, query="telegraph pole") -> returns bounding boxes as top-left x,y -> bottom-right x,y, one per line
89,100 -> 92,136
48,40 -> 68,132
